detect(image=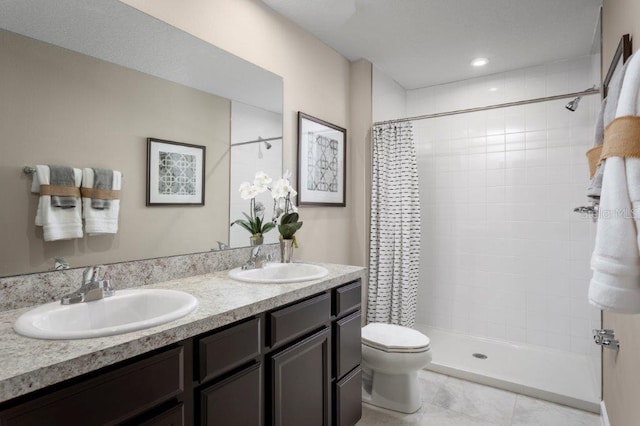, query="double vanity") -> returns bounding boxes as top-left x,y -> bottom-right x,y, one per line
0,262 -> 365,425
